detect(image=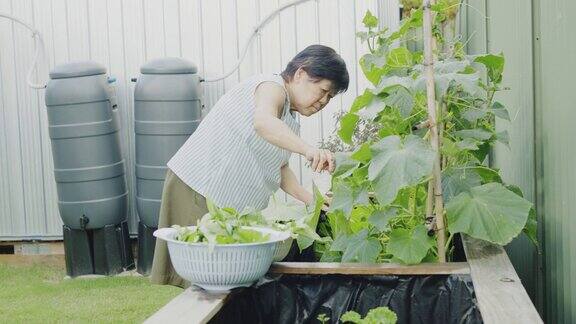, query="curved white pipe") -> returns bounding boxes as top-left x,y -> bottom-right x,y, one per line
0,12 -> 47,89
203,0 -> 316,82
2,0 -> 316,87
